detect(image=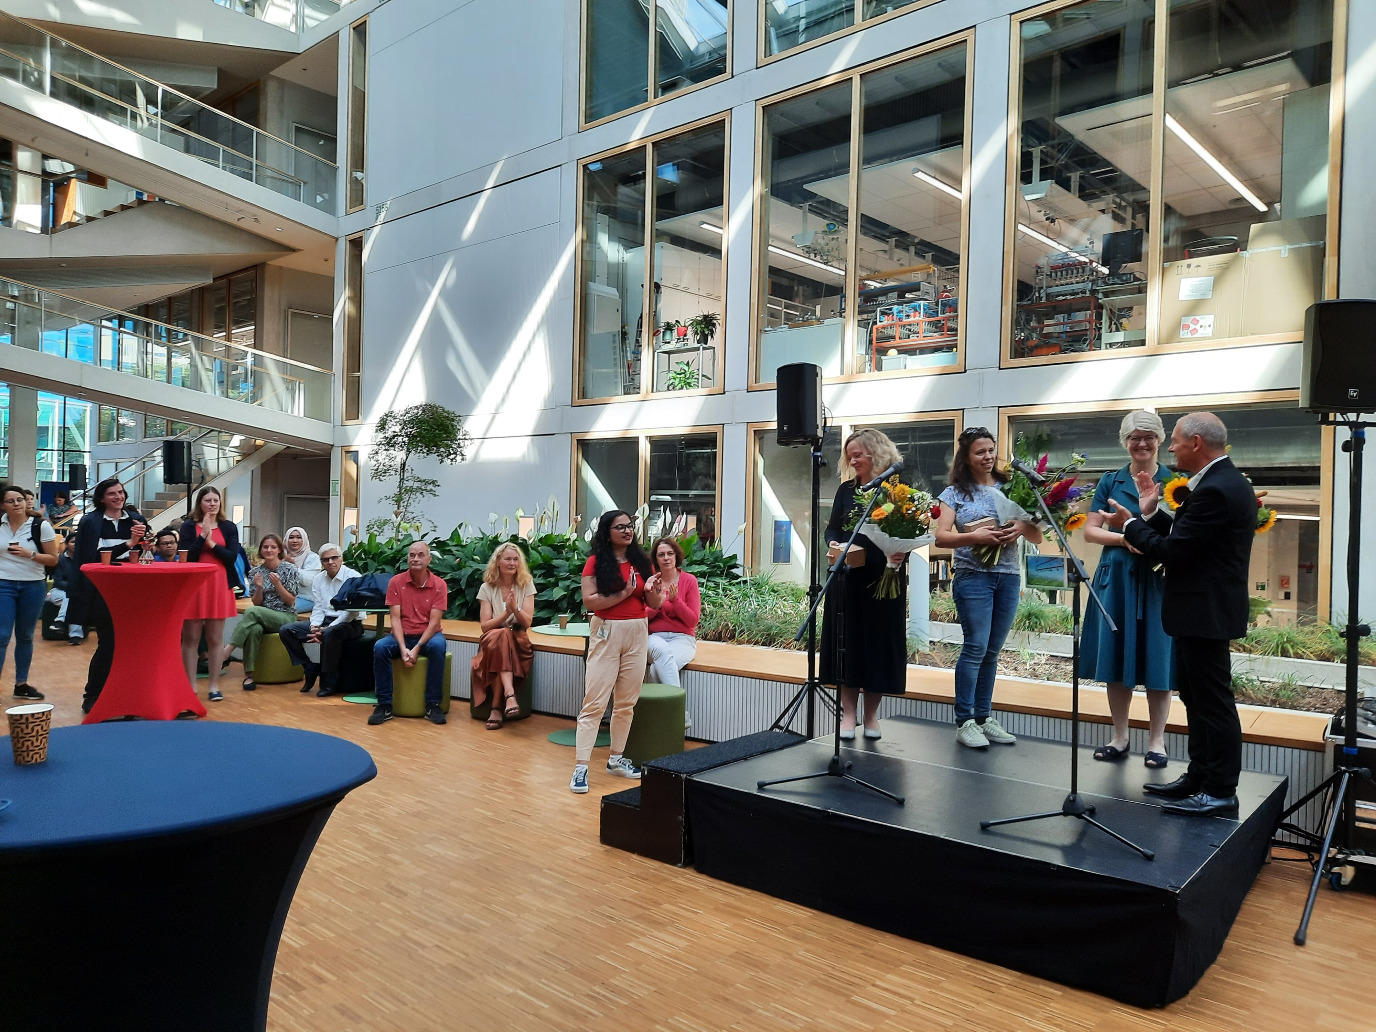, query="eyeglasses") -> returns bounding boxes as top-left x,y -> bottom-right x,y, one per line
1125,435 -> 1158,446
321,555 -> 342,562
610,523 -> 634,532
959,426 -> 991,442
